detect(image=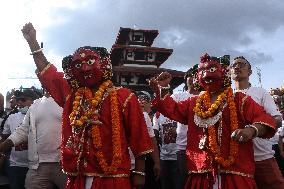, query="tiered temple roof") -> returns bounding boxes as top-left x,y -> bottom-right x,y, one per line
110,27 -> 185,93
